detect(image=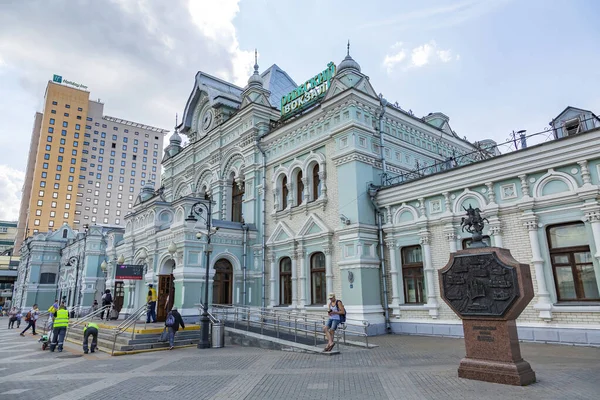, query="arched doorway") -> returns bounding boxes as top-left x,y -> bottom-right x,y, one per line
157,259 -> 175,322
213,259 -> 233,305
